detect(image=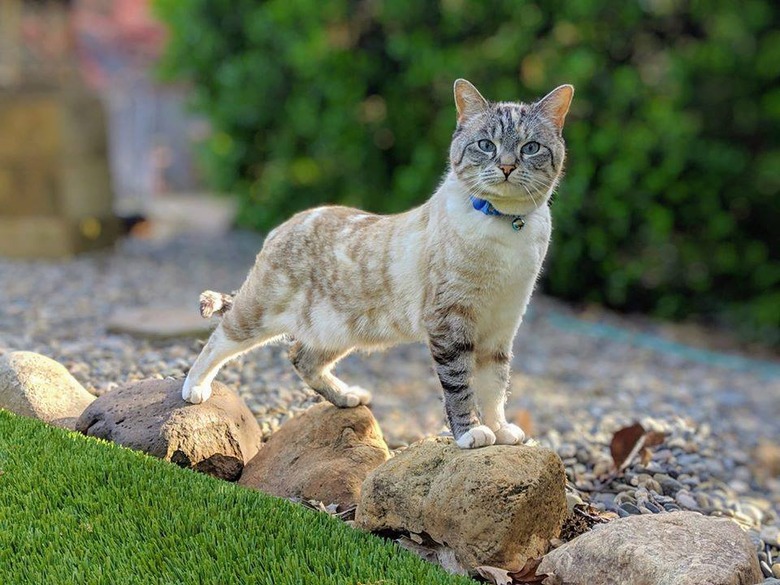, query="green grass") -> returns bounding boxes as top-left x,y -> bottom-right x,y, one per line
0,410 -> 472,585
